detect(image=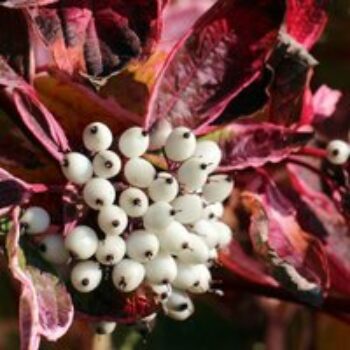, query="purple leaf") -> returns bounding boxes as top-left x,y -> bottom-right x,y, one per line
145,0 -> 285,131
6,208 -> 74,350
28,0 -> 163,77
0,56 -> 69,161
207,122 -> 312,171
